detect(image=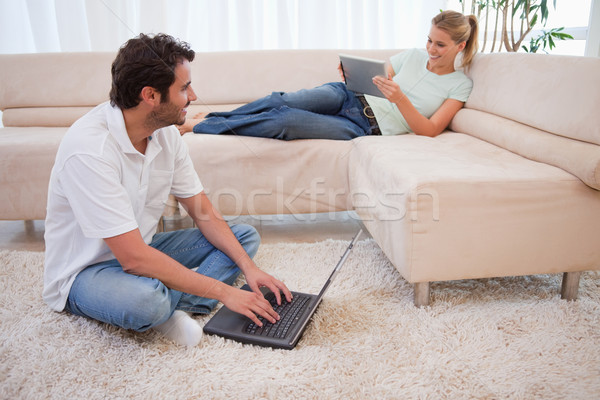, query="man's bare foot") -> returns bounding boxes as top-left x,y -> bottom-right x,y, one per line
177,112 -> 208,135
